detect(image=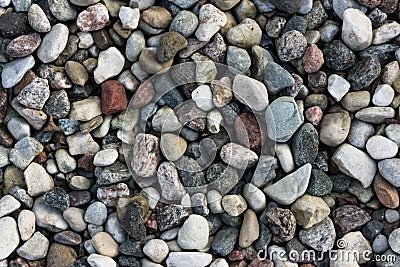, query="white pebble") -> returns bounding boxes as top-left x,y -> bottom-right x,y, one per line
192,85 -> 214,111
372,84 -> 394,106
